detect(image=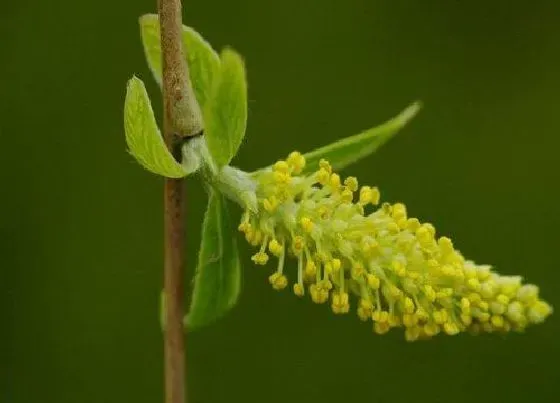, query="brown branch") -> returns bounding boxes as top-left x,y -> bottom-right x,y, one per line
158,0 -> 203,403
